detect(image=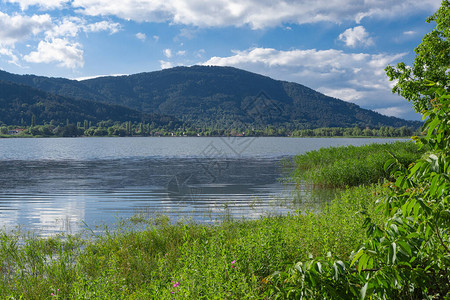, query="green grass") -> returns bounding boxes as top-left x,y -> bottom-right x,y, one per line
292,141 -> 427,188
0,184 -> 386,299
